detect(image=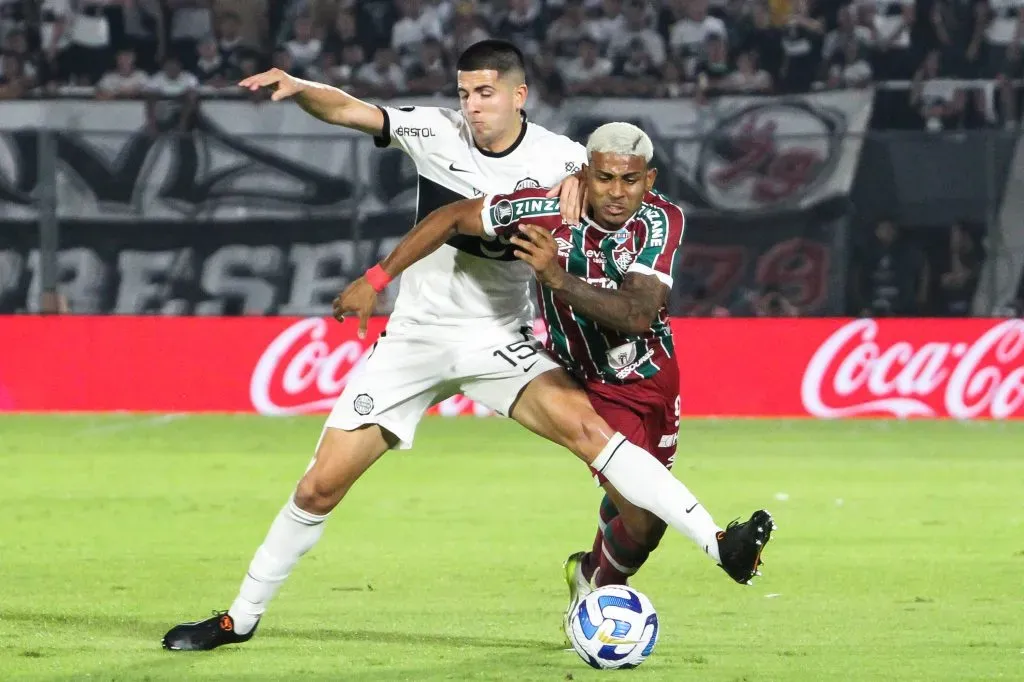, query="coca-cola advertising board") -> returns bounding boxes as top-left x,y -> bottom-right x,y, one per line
1,316 -> 1022,419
